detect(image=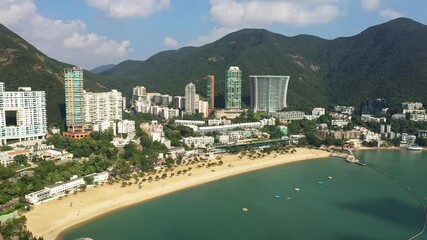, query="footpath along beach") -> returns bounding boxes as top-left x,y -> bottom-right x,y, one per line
25,148 -> 330,240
